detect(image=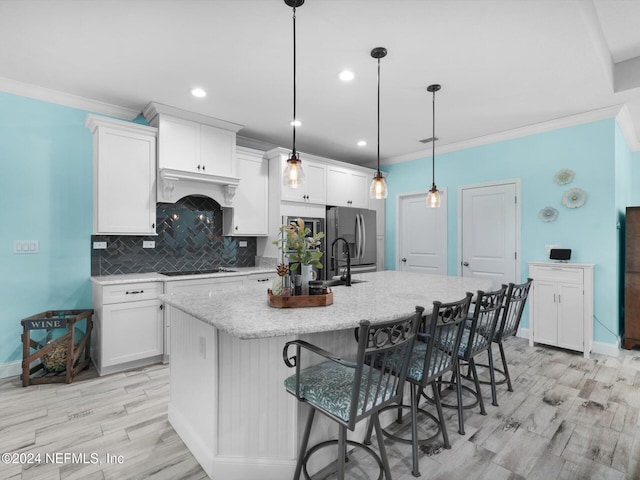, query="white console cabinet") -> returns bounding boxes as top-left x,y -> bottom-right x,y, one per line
92,281 -> 164,375
528,262 -> 594,358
